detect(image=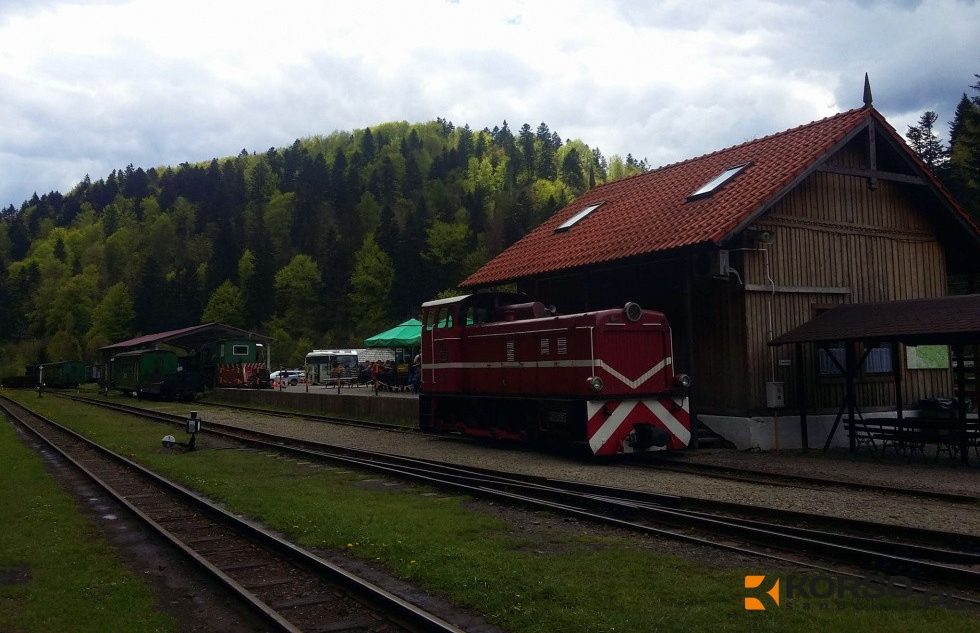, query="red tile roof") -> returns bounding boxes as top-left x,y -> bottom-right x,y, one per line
461,107 -> 960,288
